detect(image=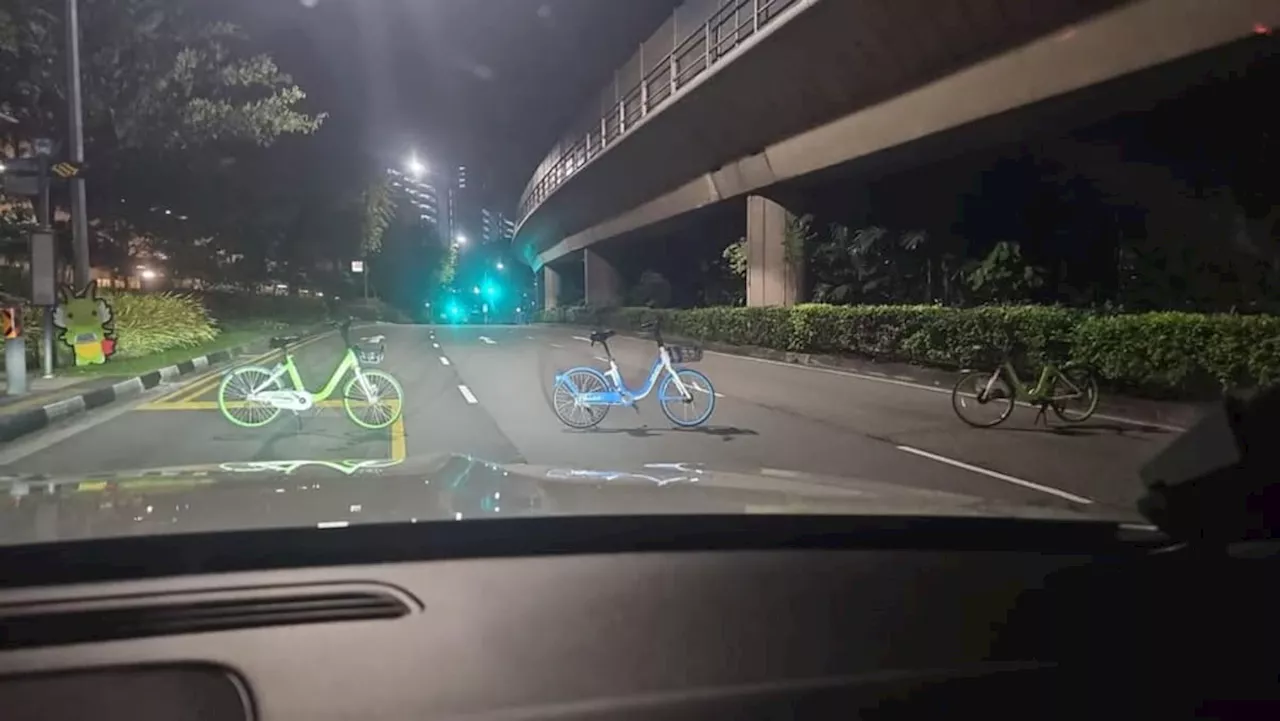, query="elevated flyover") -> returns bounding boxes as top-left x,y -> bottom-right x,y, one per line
514,0 -> 1280,306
